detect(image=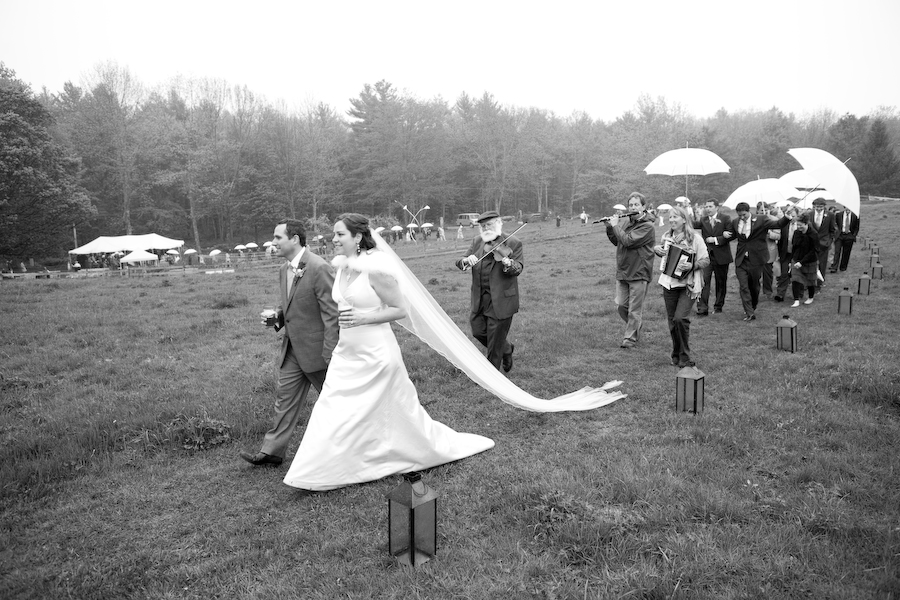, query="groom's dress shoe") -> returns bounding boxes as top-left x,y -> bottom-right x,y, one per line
502,343 -> 515,373
240,451 -> 283,466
